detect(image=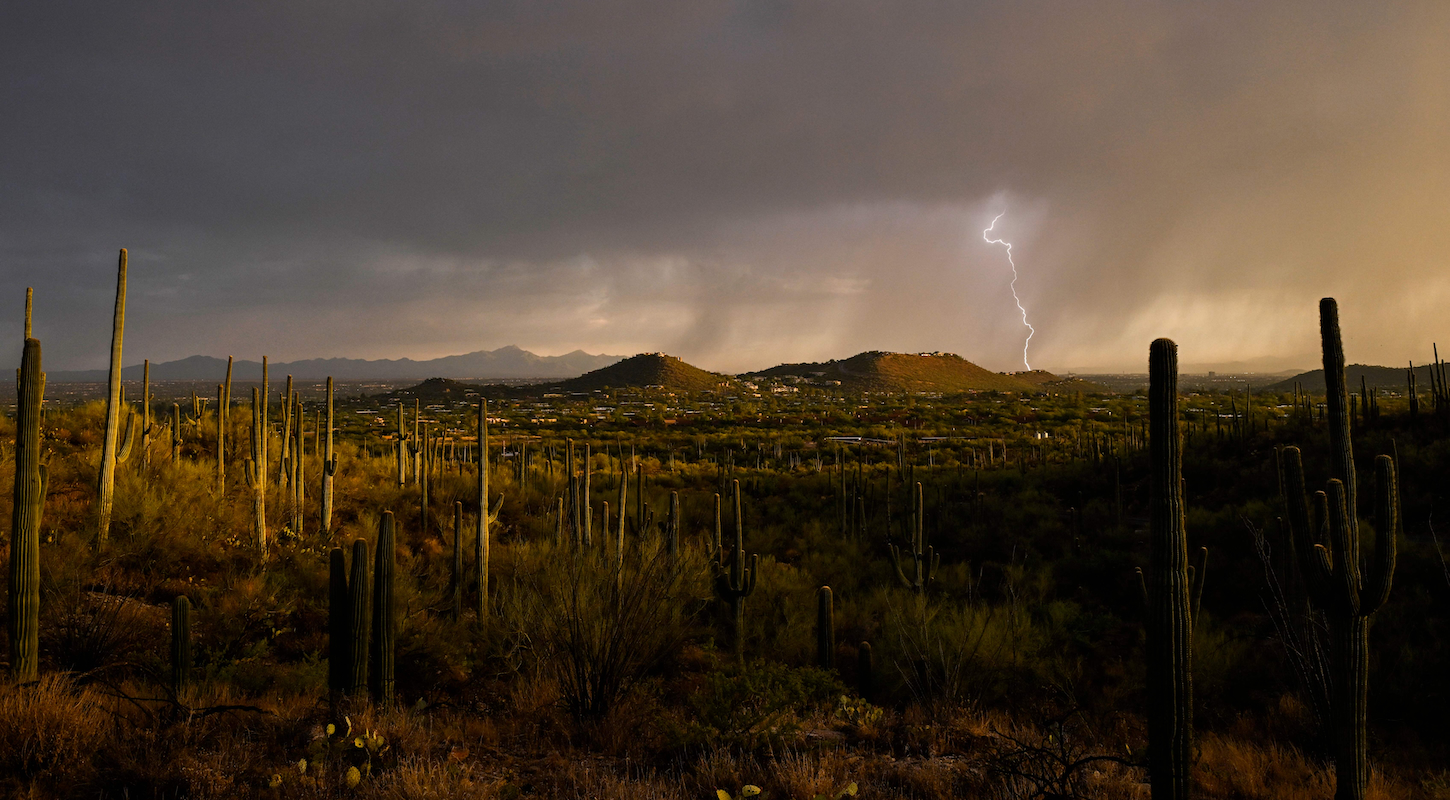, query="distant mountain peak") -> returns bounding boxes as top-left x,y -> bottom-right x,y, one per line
46,346 -> 625,382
